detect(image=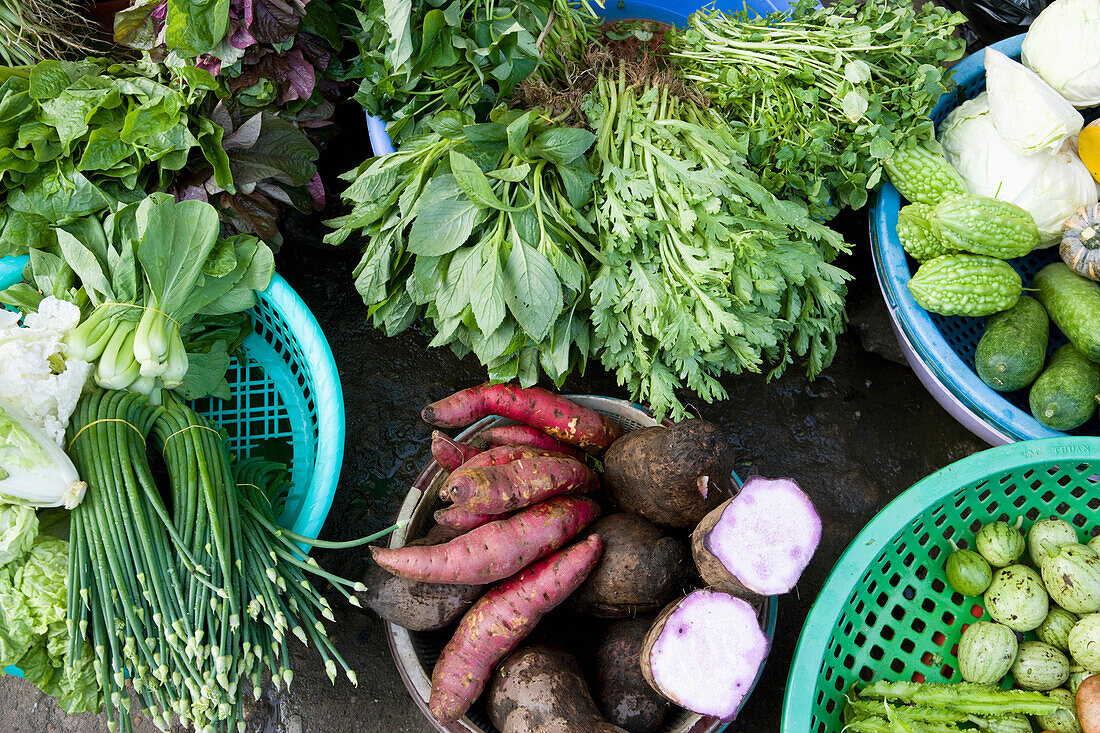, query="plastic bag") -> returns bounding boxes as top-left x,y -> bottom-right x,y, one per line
941,0 -> 1049,47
